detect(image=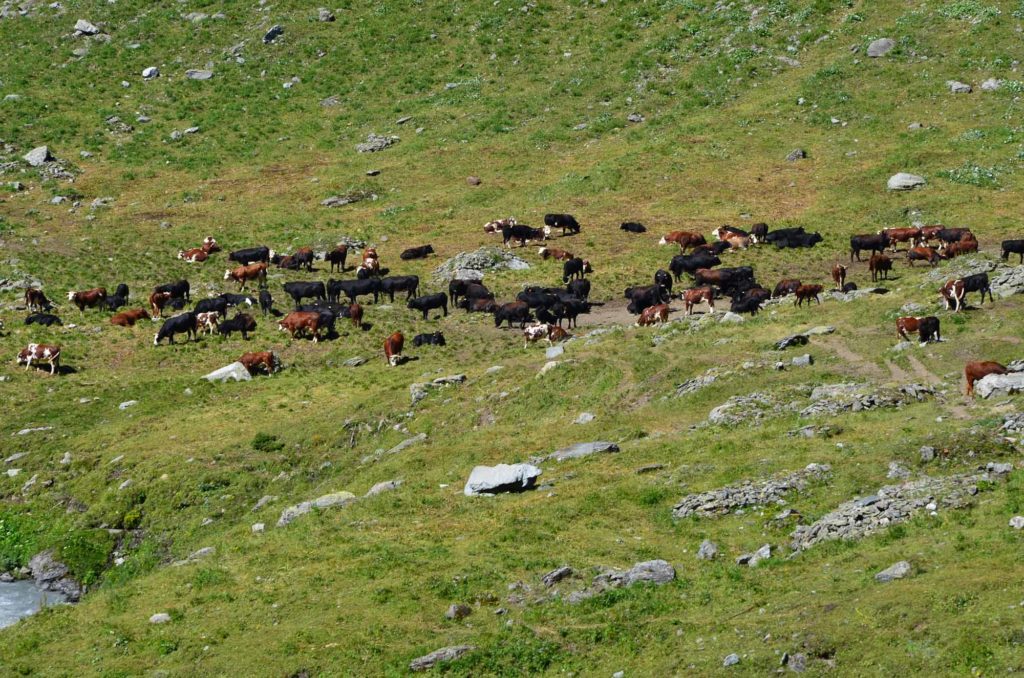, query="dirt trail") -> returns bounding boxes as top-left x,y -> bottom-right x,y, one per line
818,336 -> 887,380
